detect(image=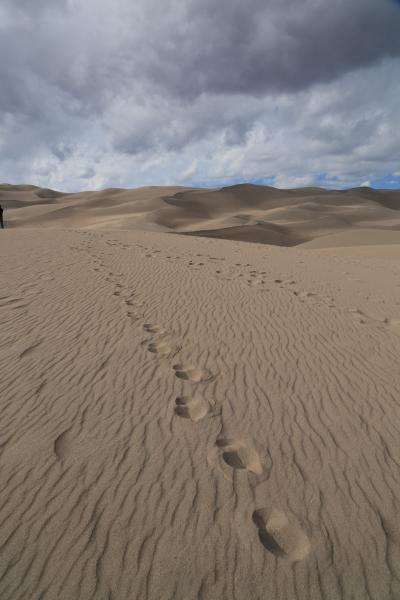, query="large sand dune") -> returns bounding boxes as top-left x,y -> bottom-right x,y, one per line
1,183 -> 400,599
2,182 -> 400,247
